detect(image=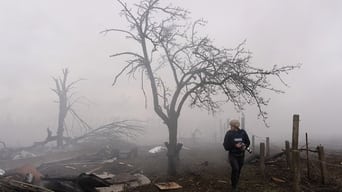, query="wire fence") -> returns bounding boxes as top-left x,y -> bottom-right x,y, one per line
309,158 -> 342,168
249,133 -> 342,169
